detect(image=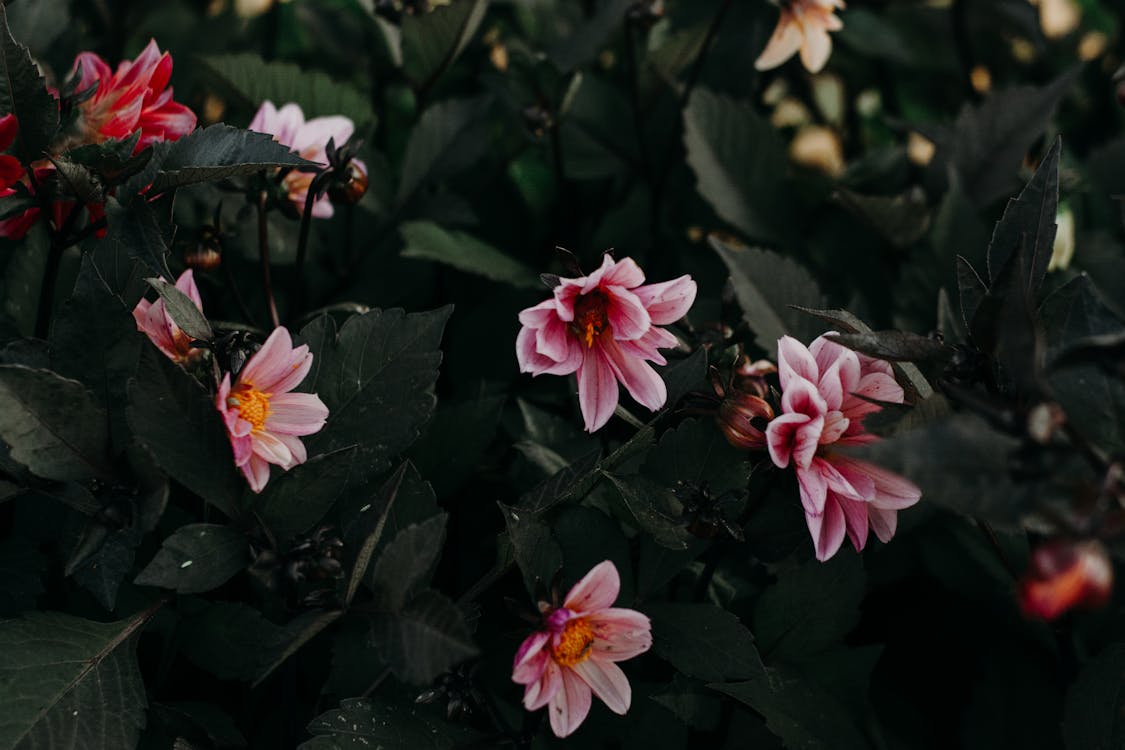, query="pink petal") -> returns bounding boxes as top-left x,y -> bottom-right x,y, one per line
291,115 -> 355,162
517,326 -> 581,377
588,608 -> 652,662
816,348 -> 860,412
796,464 -> 828,516
174,268 -> 203,310
577,347 -> 619,432
601,337 -> 667,413
799,23 -> 833,73
536,313 -> 572,363
836,492 -> 870,552
578,255 -> 616,294
274,433 -> 307,469
265,392 -> 329,436
755,13 -> 803,71
252,430 -> 293,467
524,657 -> 563,712
808,495 -> 847,561
600,256 -> 645,288
518,299 -> 559,328
766,412 -> 811,469
810,456 -> 868,501
572,658 -> 631,715
242,454 -> 271,493
868,507 -> 898,543
850,458 -> 921,510
604,285 -> 651,341
777,336 -> 820,391
513,631 -> 551,685
633,275 -> 697,325
238,327 -> 292,386
549,667 -> 593,738
564,560 -> 620,613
